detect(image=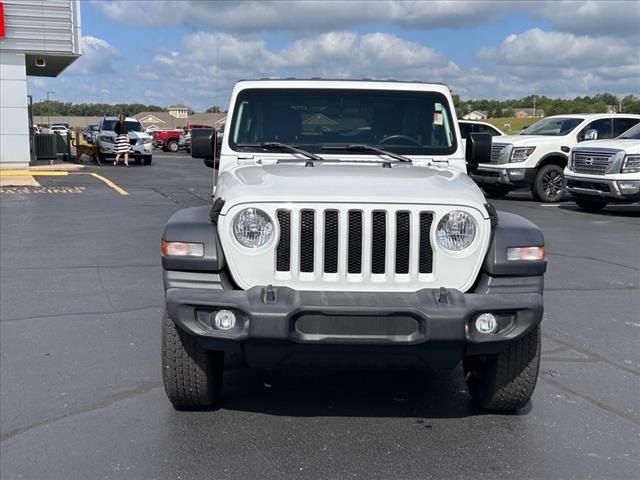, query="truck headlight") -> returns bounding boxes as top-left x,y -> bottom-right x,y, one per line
100,135 -> 115,144
436,211 -> 476,251
143,137 -> 153,144
621,155 -> 640,174
233,208 -> 274,248
510,147 -> 536,163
